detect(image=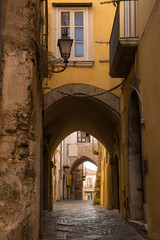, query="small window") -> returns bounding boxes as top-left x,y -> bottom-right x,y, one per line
77,131 -> 90,143
56,7 -> 89,61
87,178 -> 92,187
